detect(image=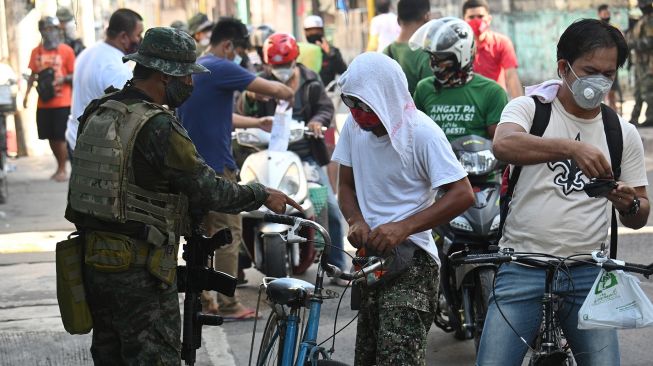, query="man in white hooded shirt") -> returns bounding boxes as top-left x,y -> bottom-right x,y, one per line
332,52 -> 474,366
